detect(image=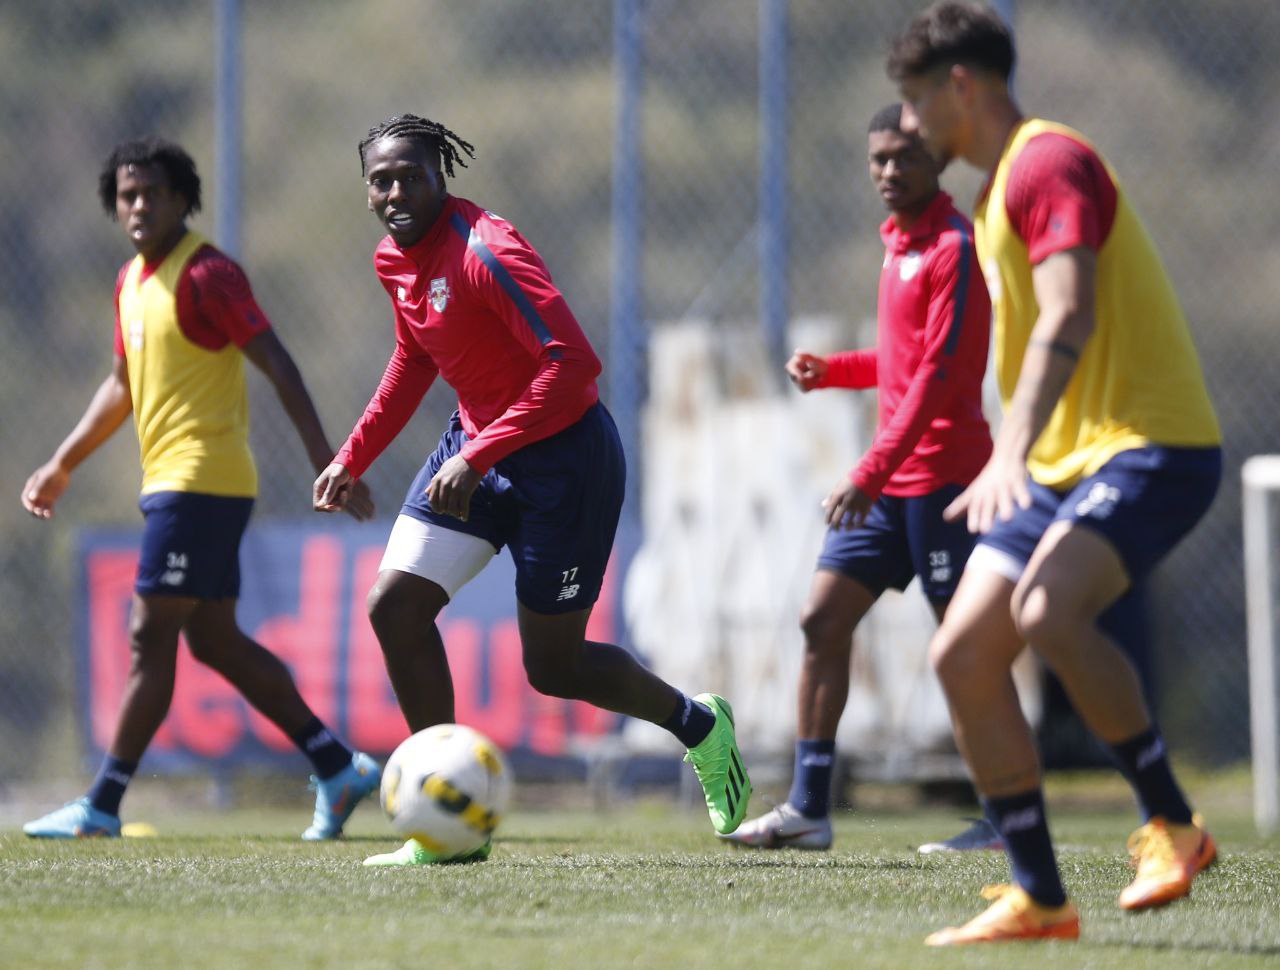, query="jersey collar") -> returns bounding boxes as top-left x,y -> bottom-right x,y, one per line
880,191 -> 953,252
